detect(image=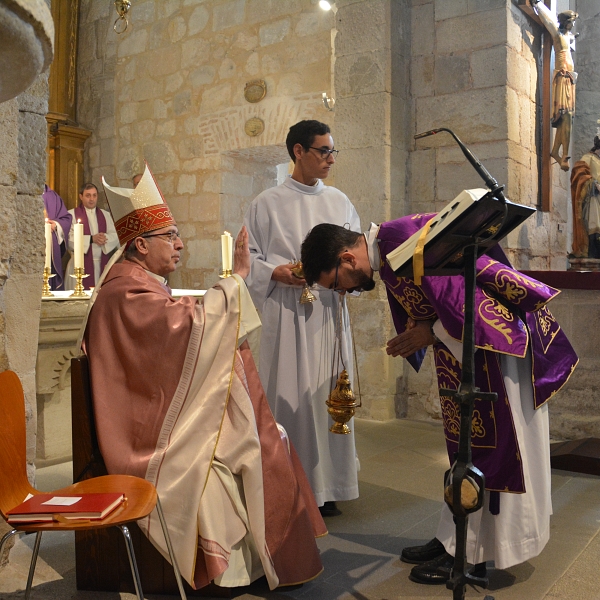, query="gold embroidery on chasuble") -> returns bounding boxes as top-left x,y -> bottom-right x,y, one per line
478,290 -> 517,345
388,279 -> 436,320
533,305 -> 561,354
435,347 -> 497,450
